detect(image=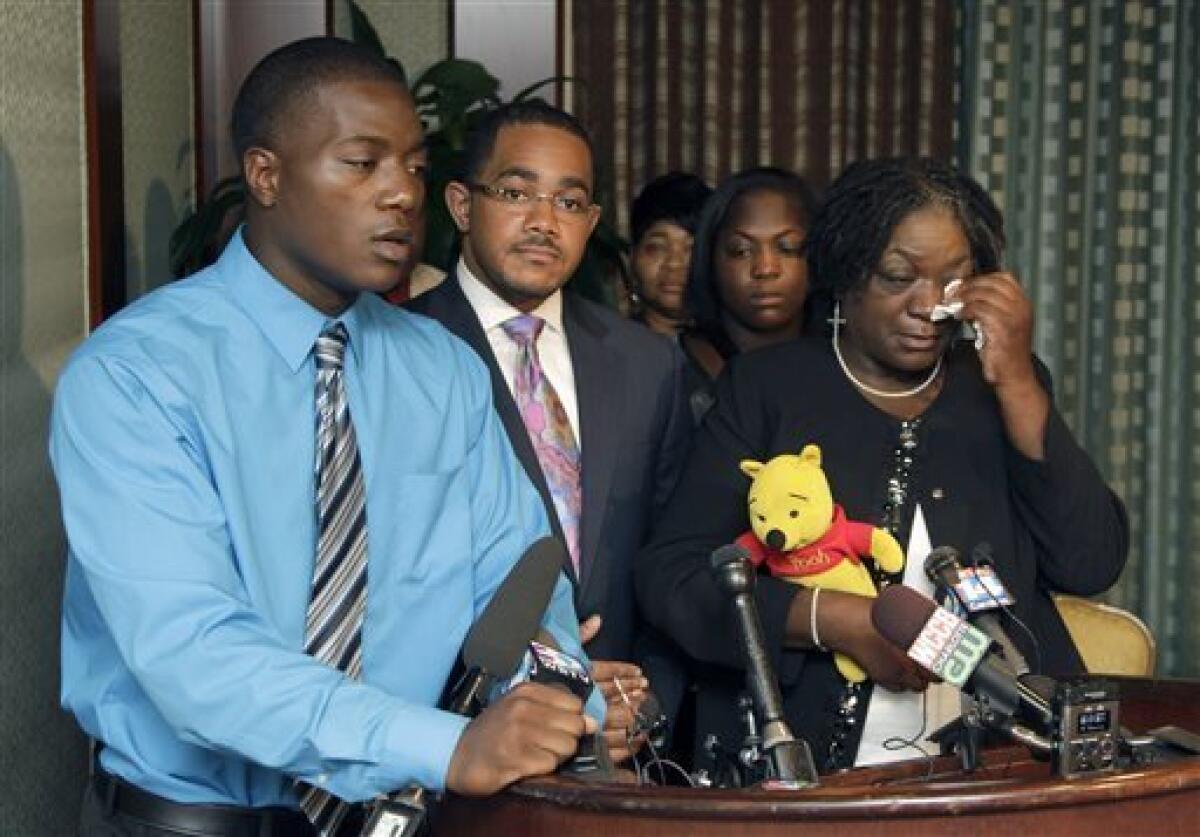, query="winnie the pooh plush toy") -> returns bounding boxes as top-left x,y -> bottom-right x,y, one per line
736,443 -> 904,683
